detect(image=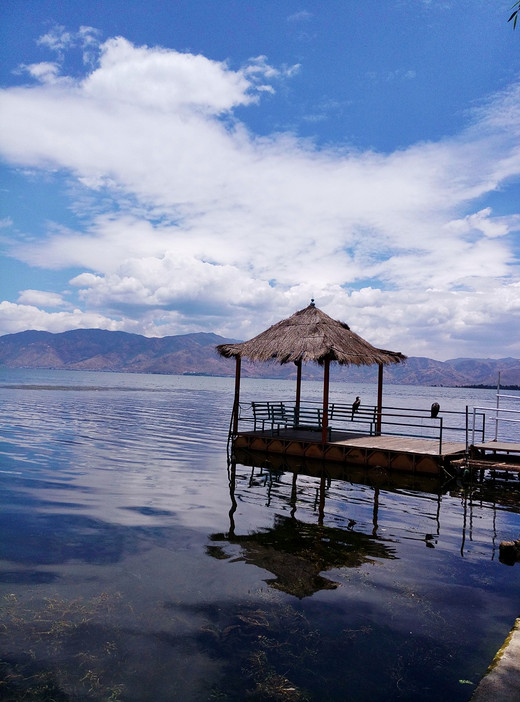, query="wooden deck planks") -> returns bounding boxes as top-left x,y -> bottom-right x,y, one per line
472,441 -> 520,454
333,435 -> 467,456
